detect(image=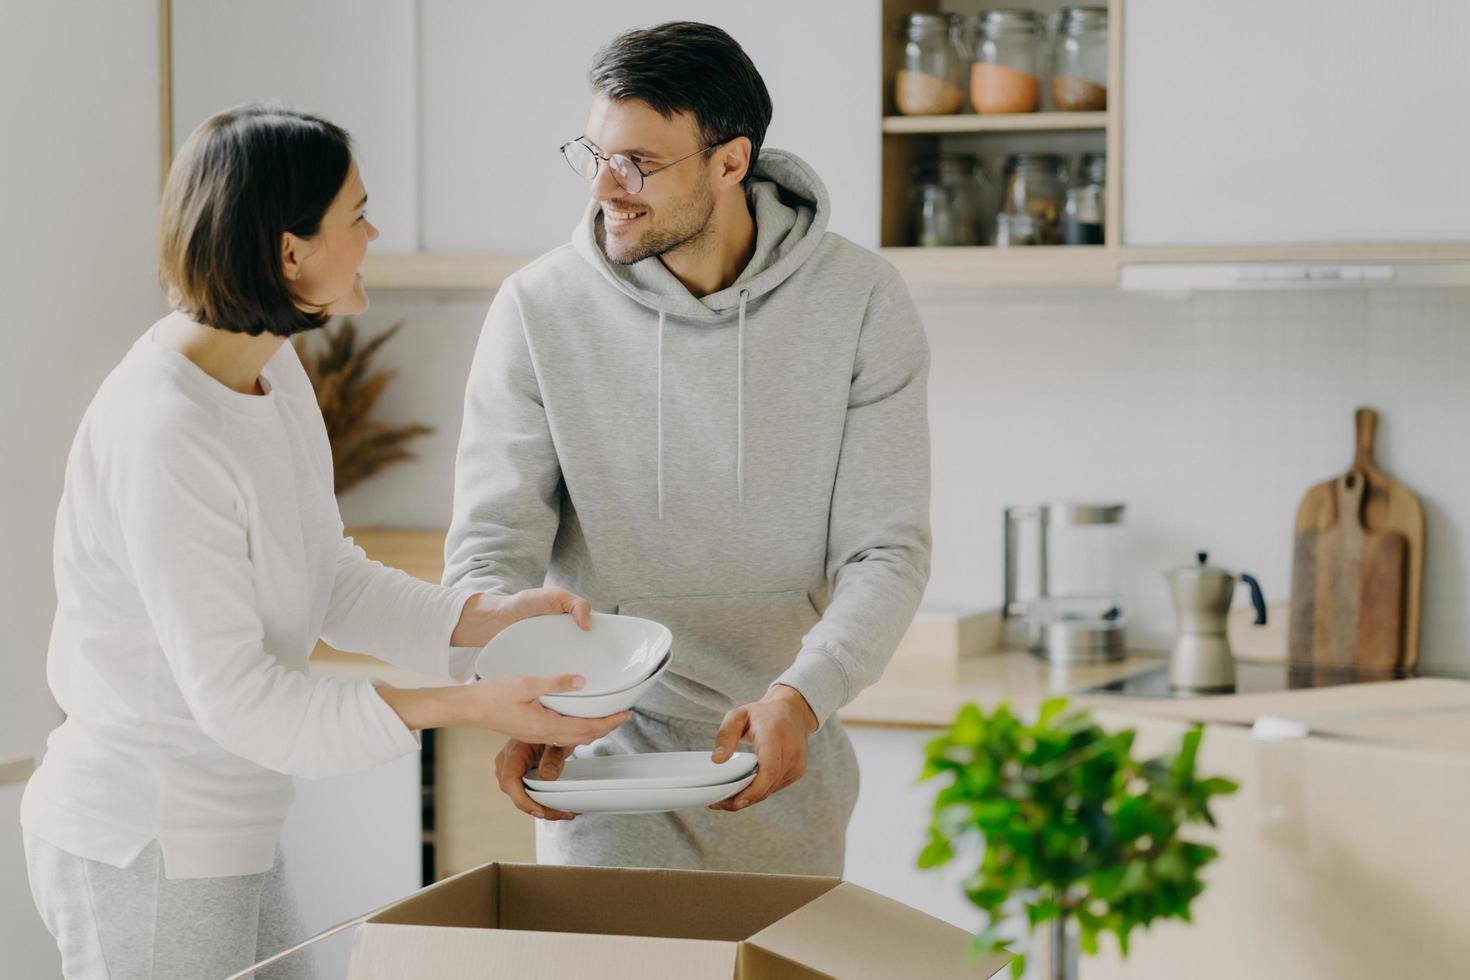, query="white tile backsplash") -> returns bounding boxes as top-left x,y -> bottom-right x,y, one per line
341,285 -> 1470,675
